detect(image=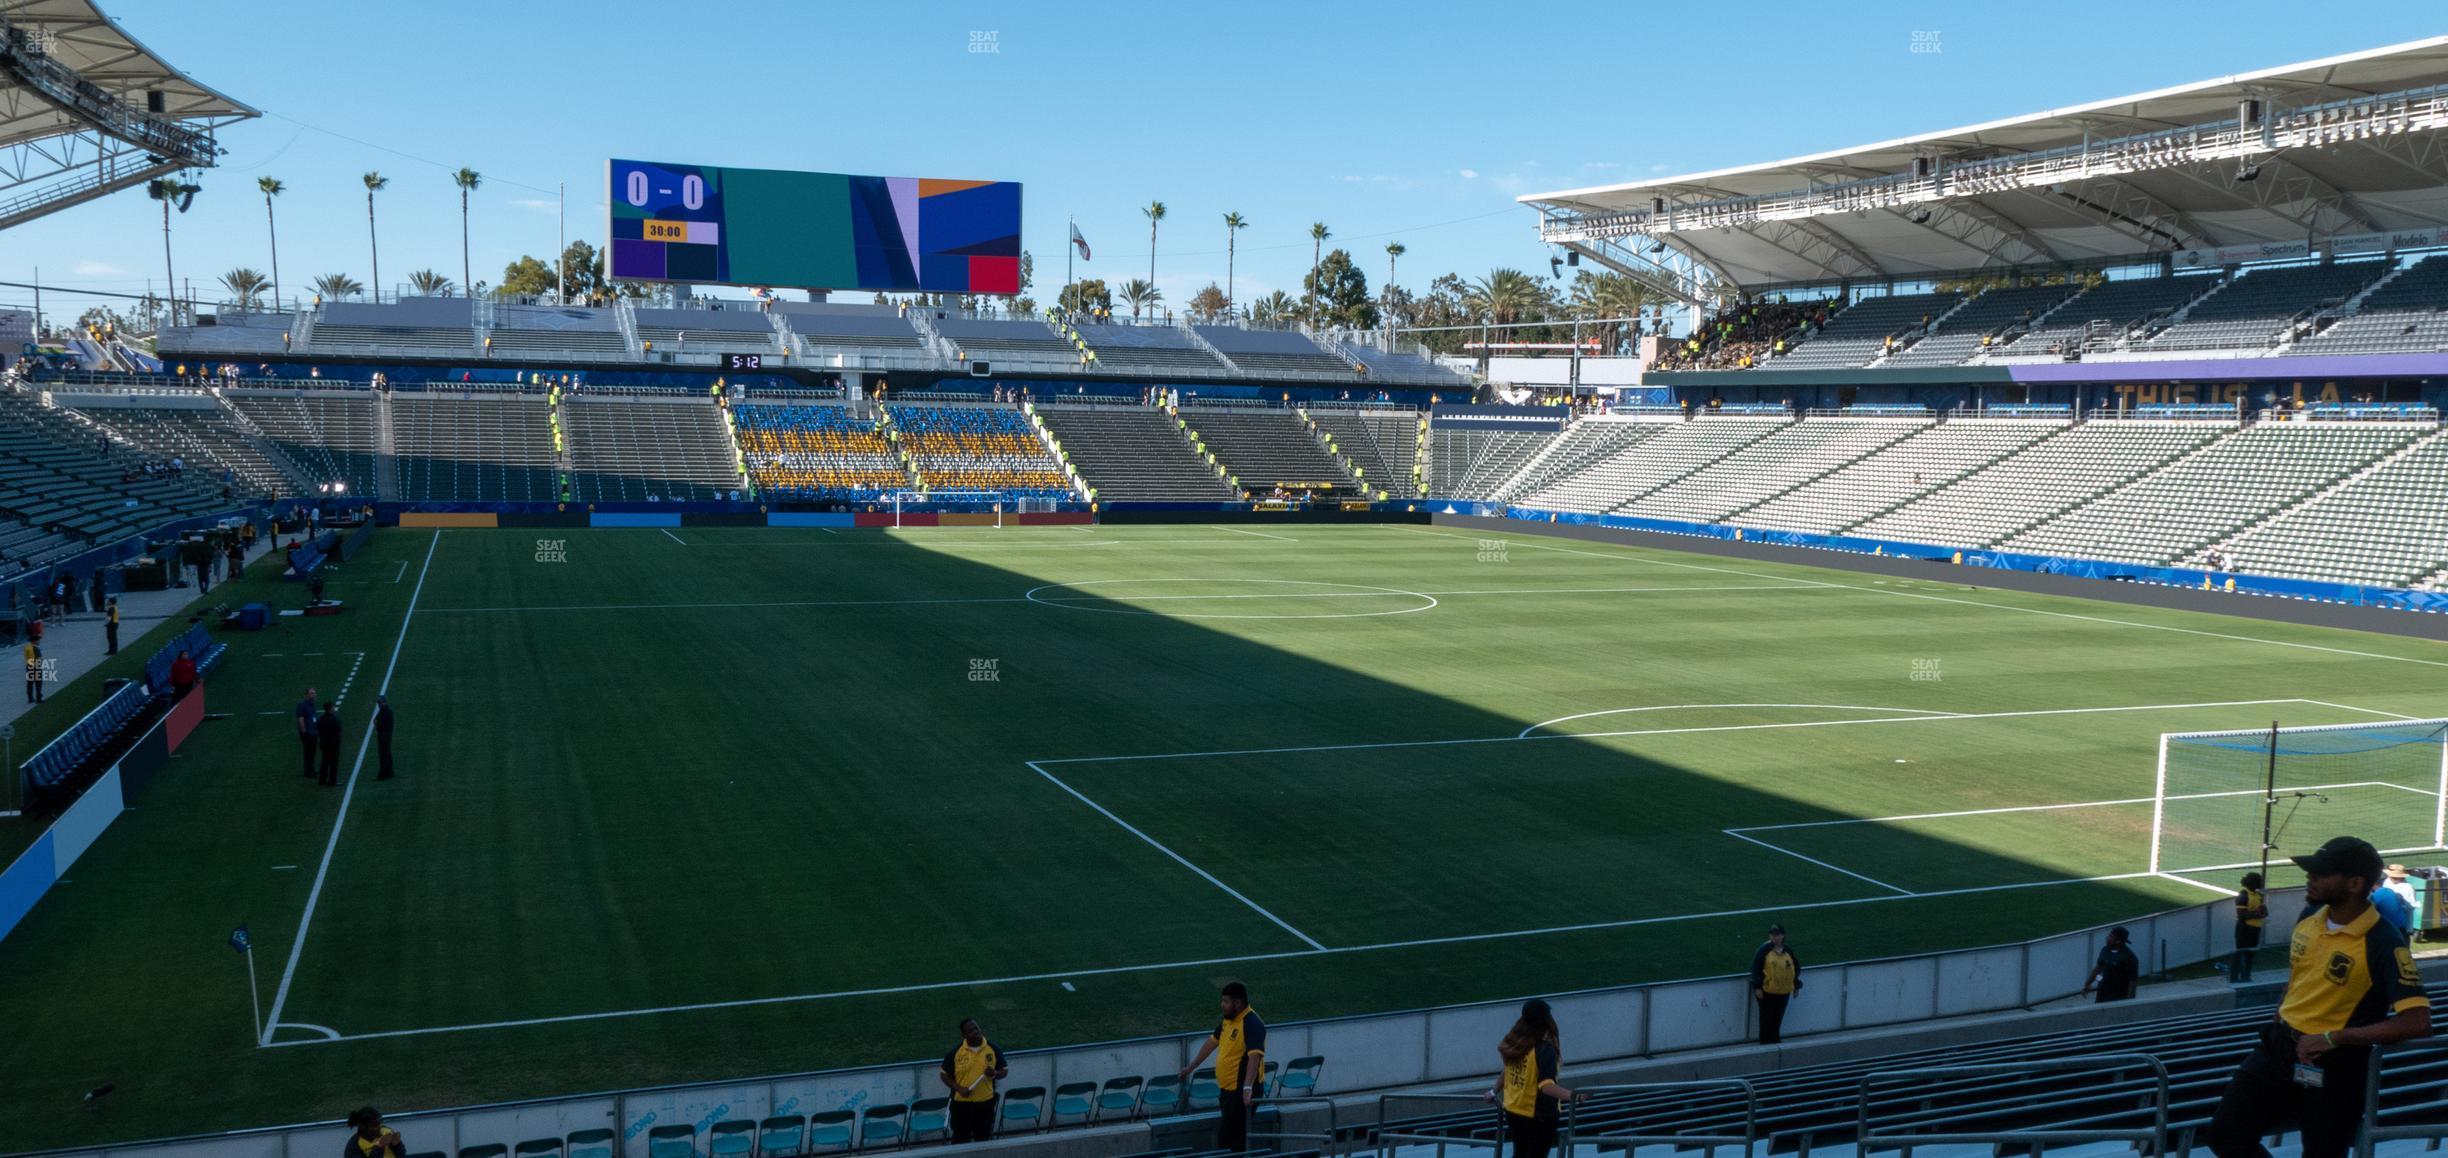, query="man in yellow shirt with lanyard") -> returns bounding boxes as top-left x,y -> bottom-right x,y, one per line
1180,982 -> 1266,1151
938,1018 -> 1008,1143
344,1108 -> 405,1158
2232,871 -> 2269,983
2204,837 -> 2432,1158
